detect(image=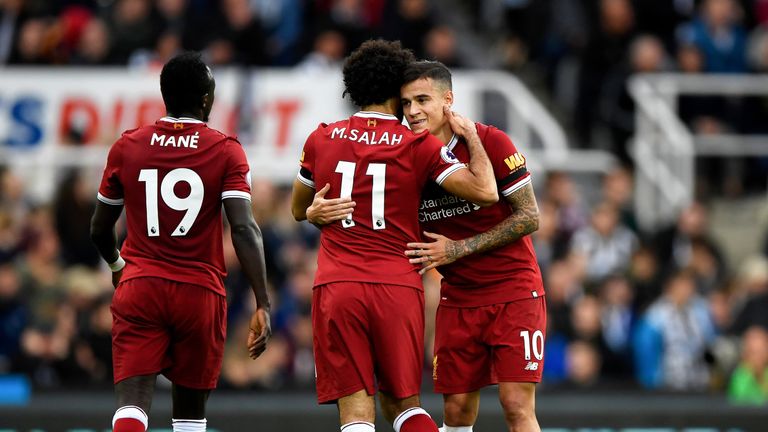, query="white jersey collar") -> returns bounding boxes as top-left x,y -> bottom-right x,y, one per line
446,134 -> 459,151
353,111 -> 398,121
159,116 -> 205,124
